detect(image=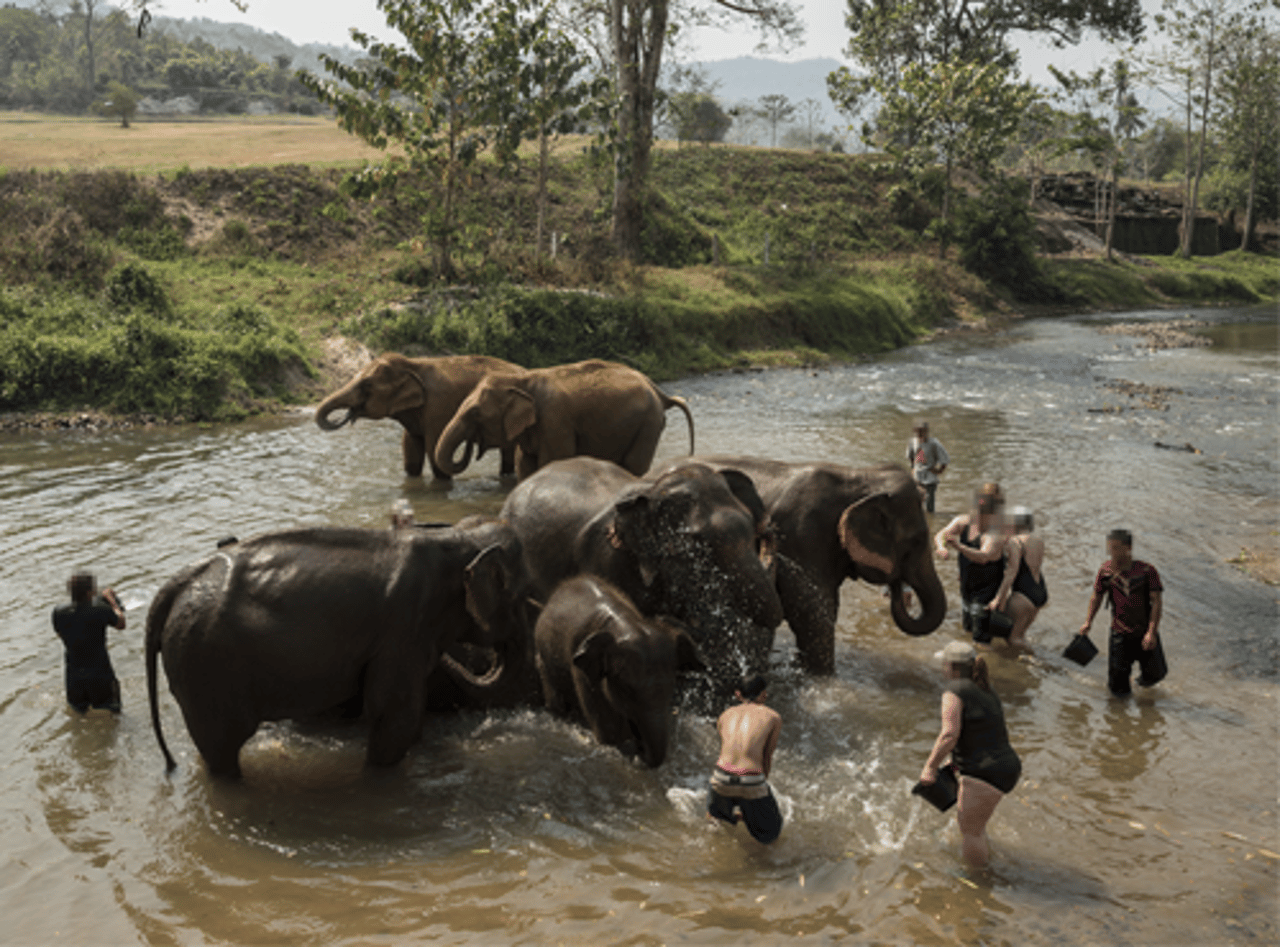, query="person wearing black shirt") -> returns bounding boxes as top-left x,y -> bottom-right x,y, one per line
51,571 -> 127,713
